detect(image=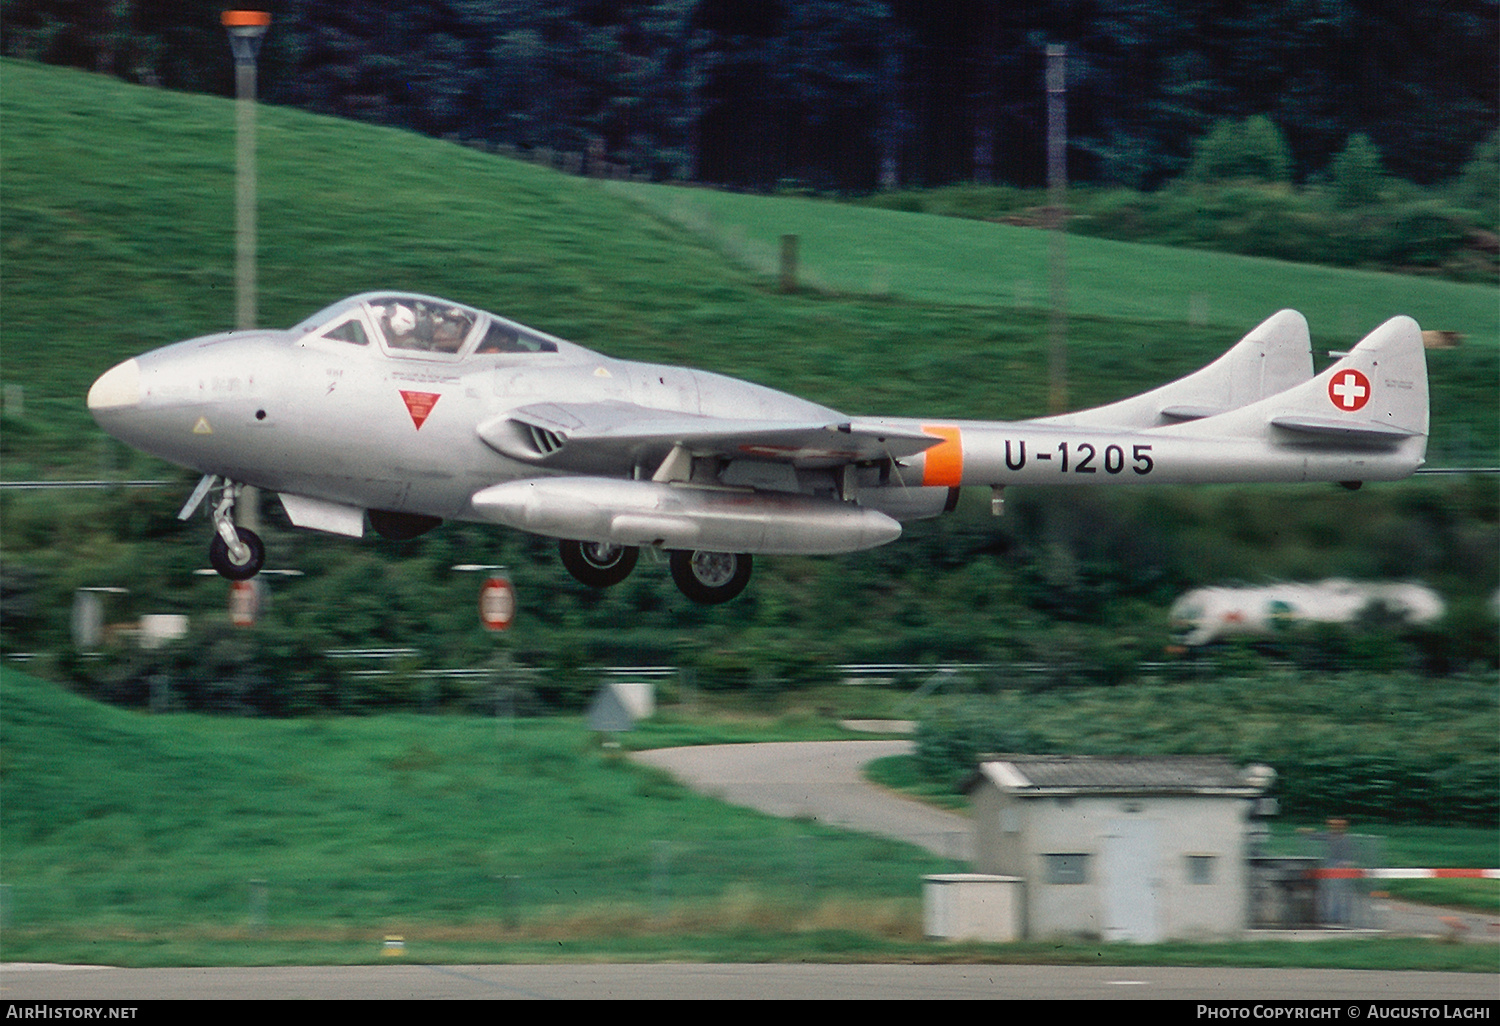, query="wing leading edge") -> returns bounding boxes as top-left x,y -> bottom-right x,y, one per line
476,401 -> 941,475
